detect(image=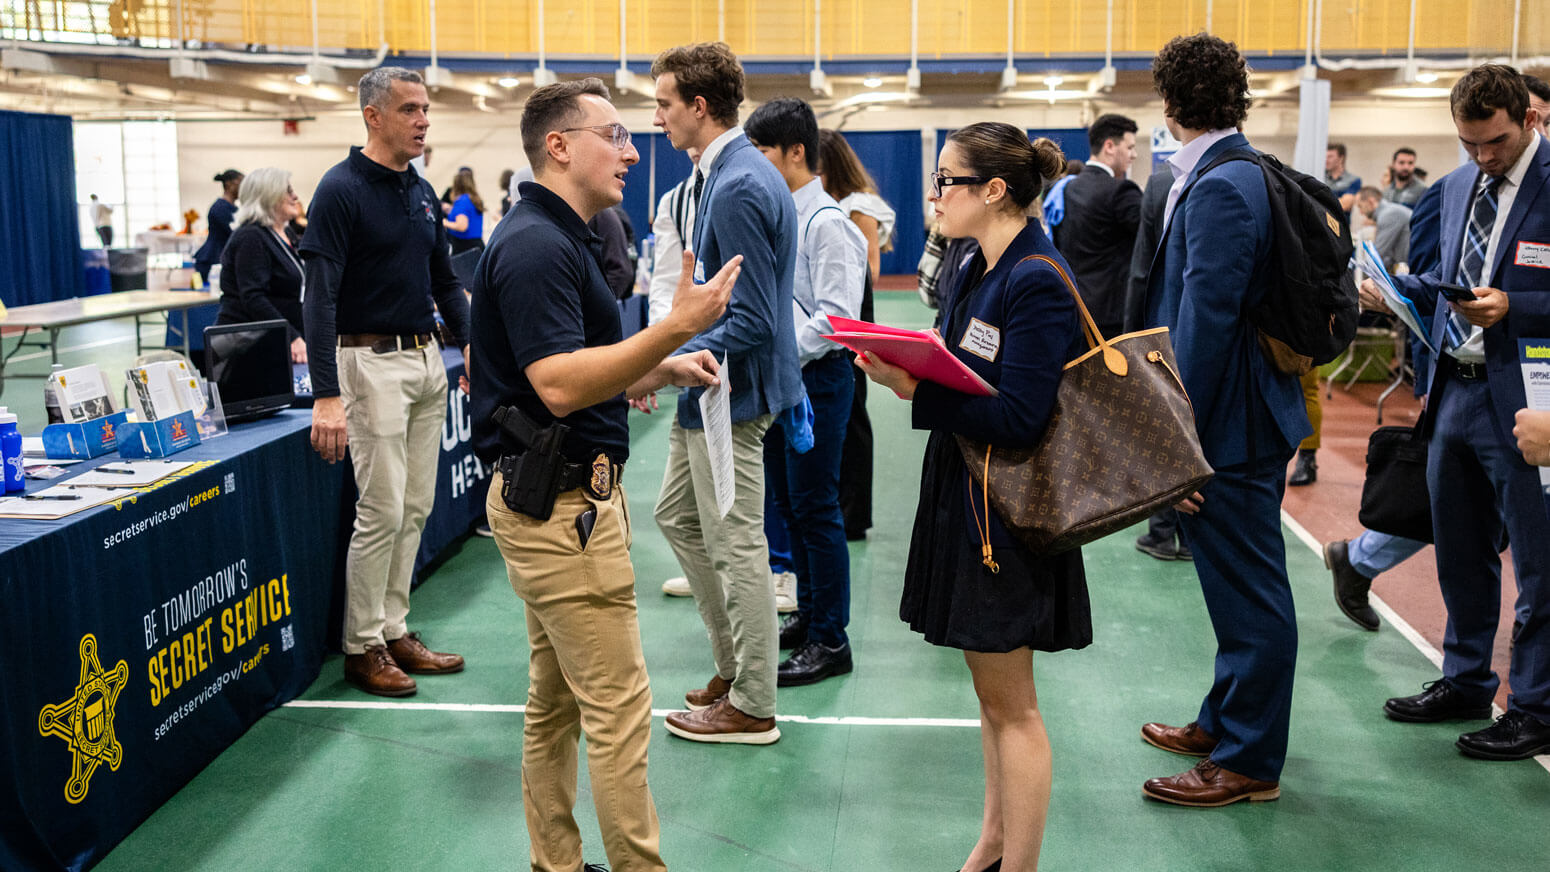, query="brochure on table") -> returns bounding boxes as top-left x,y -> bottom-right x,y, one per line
66,460 -> 195,488
49,364 -> 116,423
1517,338 -> 1550,493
